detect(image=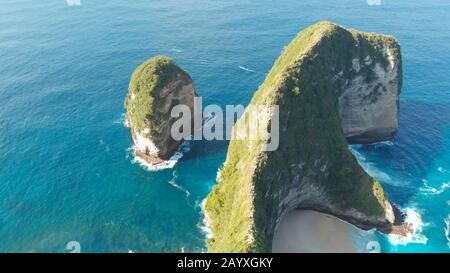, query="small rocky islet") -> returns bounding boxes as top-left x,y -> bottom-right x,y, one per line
125,56 -> 198,165
124,21 -> 410,253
